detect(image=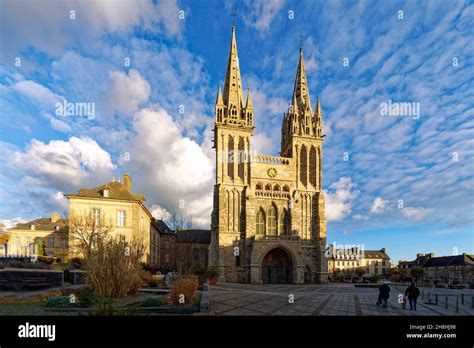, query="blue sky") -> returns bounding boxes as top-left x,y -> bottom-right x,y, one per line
0,0 -> 472,263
